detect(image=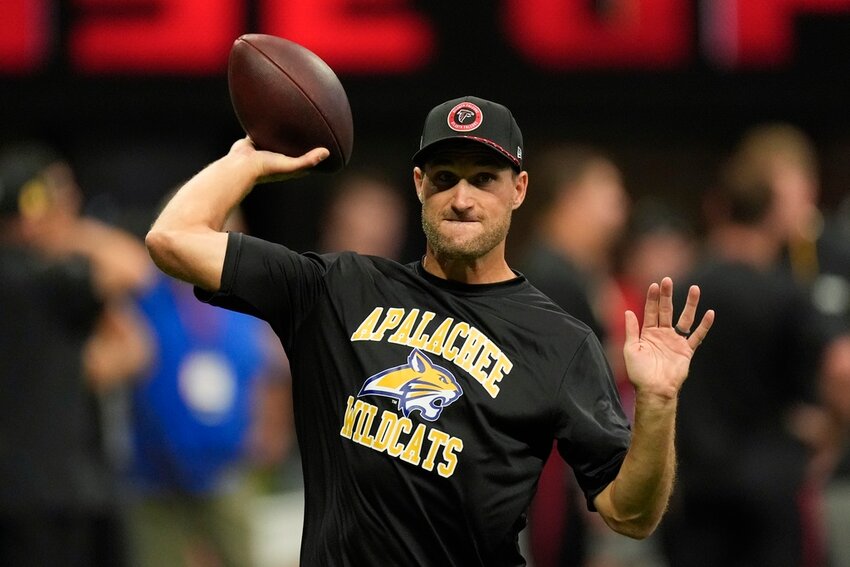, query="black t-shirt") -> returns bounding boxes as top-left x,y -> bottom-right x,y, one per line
199,233 -> 631,567
519,240 -> 607,342
0,246 -> 106,511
